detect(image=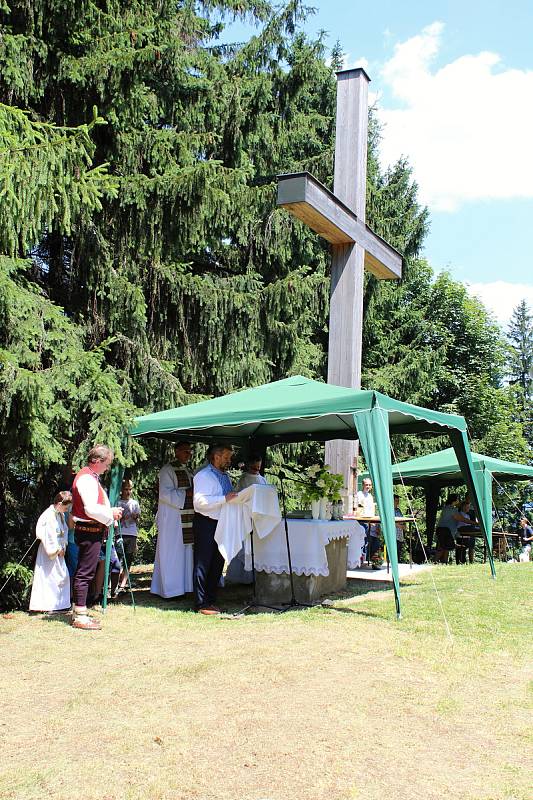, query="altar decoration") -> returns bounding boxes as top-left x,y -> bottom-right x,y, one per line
301,464 -> 345,520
